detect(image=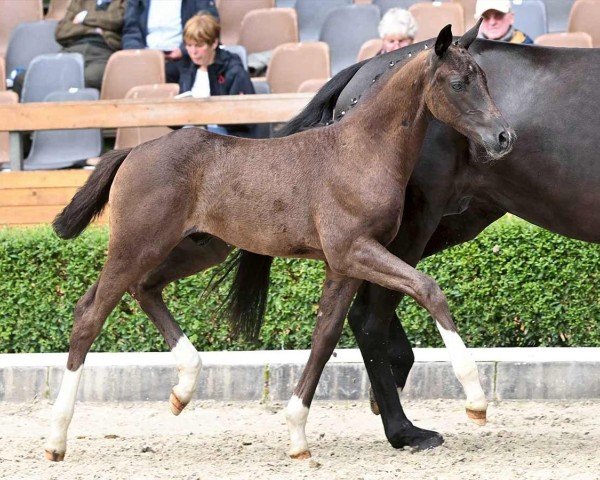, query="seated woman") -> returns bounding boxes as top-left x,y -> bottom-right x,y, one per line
178,12 -> 256,137
378,8 -> 418,54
